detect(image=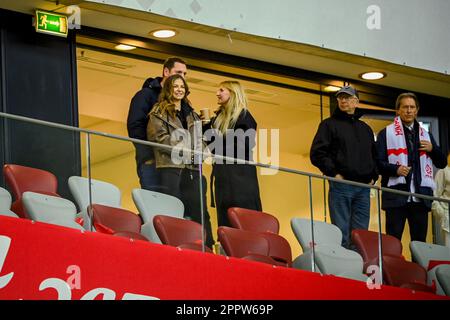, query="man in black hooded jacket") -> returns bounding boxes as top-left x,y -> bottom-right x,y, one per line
310,85 -> 378,249
127,57 -> 187,190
